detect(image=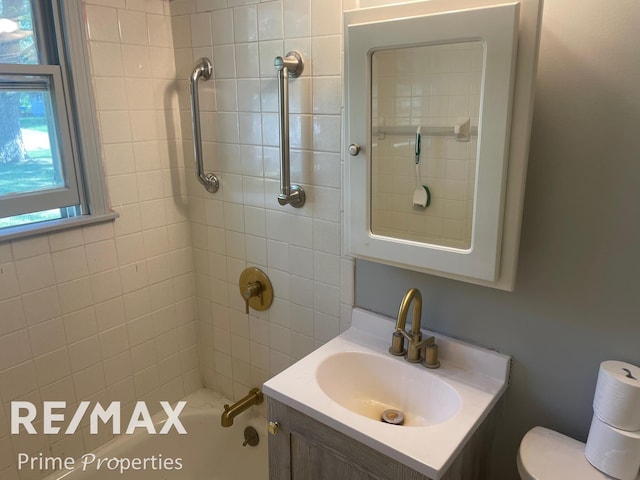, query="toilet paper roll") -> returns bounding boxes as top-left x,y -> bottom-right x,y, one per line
585,413 -> 640,480
593,360 -> 640,431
